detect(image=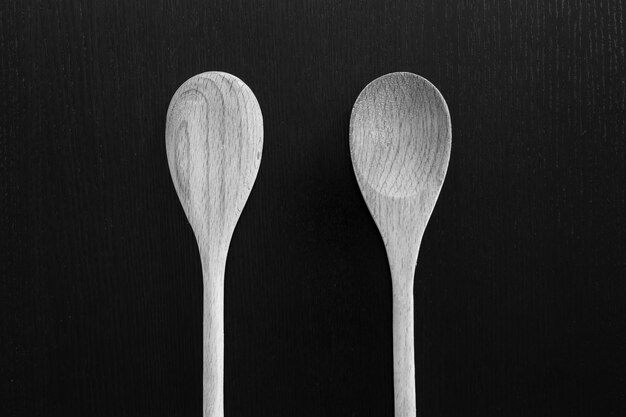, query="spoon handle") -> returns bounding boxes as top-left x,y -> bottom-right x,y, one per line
201,254 -> 226,417
389,254 -> 417,417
